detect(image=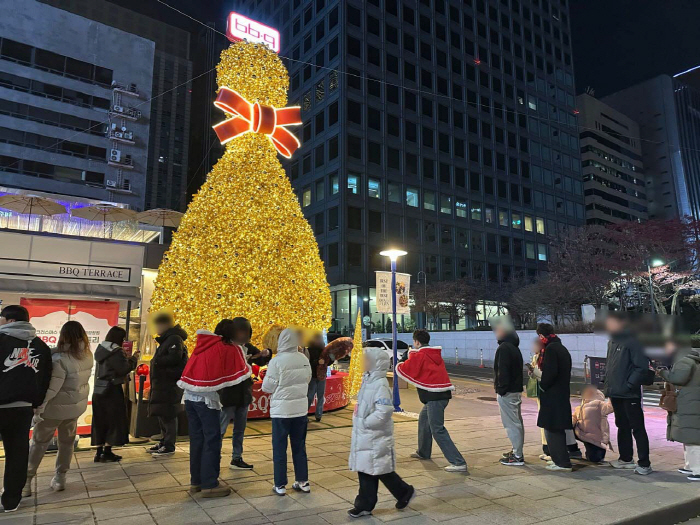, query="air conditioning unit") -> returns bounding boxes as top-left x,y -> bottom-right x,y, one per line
113,105 -> 124,113
110,149 -> 122,162
123,131 -> 133,140
106,180 -> 118,188
113,131 -> 123,139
